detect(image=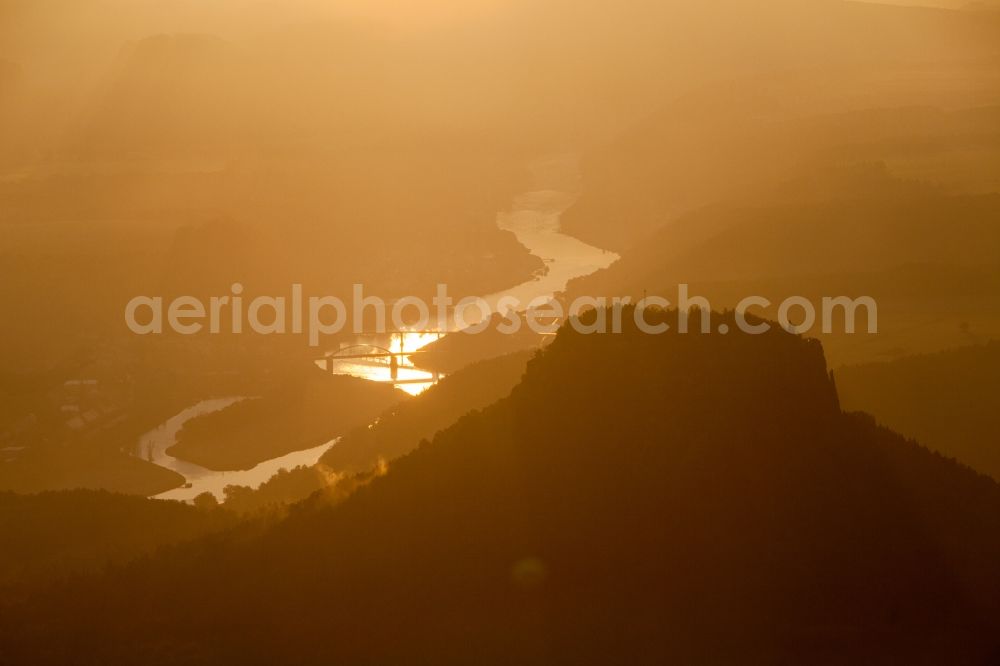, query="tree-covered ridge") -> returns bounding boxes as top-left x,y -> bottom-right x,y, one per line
169,373 -> 402,471
217,350 -> 533,513
837,341 -> 1000,480
0,490 -> 235,590
320,349 -> 533,475
4,310 -> 999,664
